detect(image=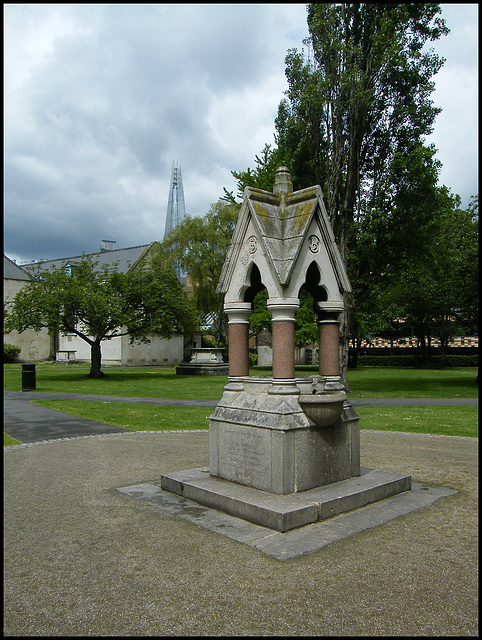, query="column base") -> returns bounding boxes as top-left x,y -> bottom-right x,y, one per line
268,379 -> 301,395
